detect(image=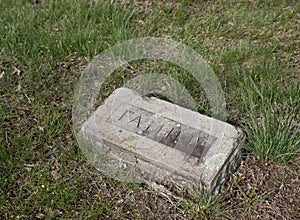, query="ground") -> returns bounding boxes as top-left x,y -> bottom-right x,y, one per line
0,0 -> 299,219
